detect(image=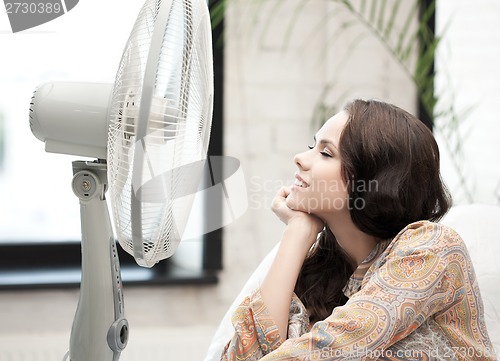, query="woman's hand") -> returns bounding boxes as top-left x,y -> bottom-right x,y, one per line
271,186 -> 324,238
